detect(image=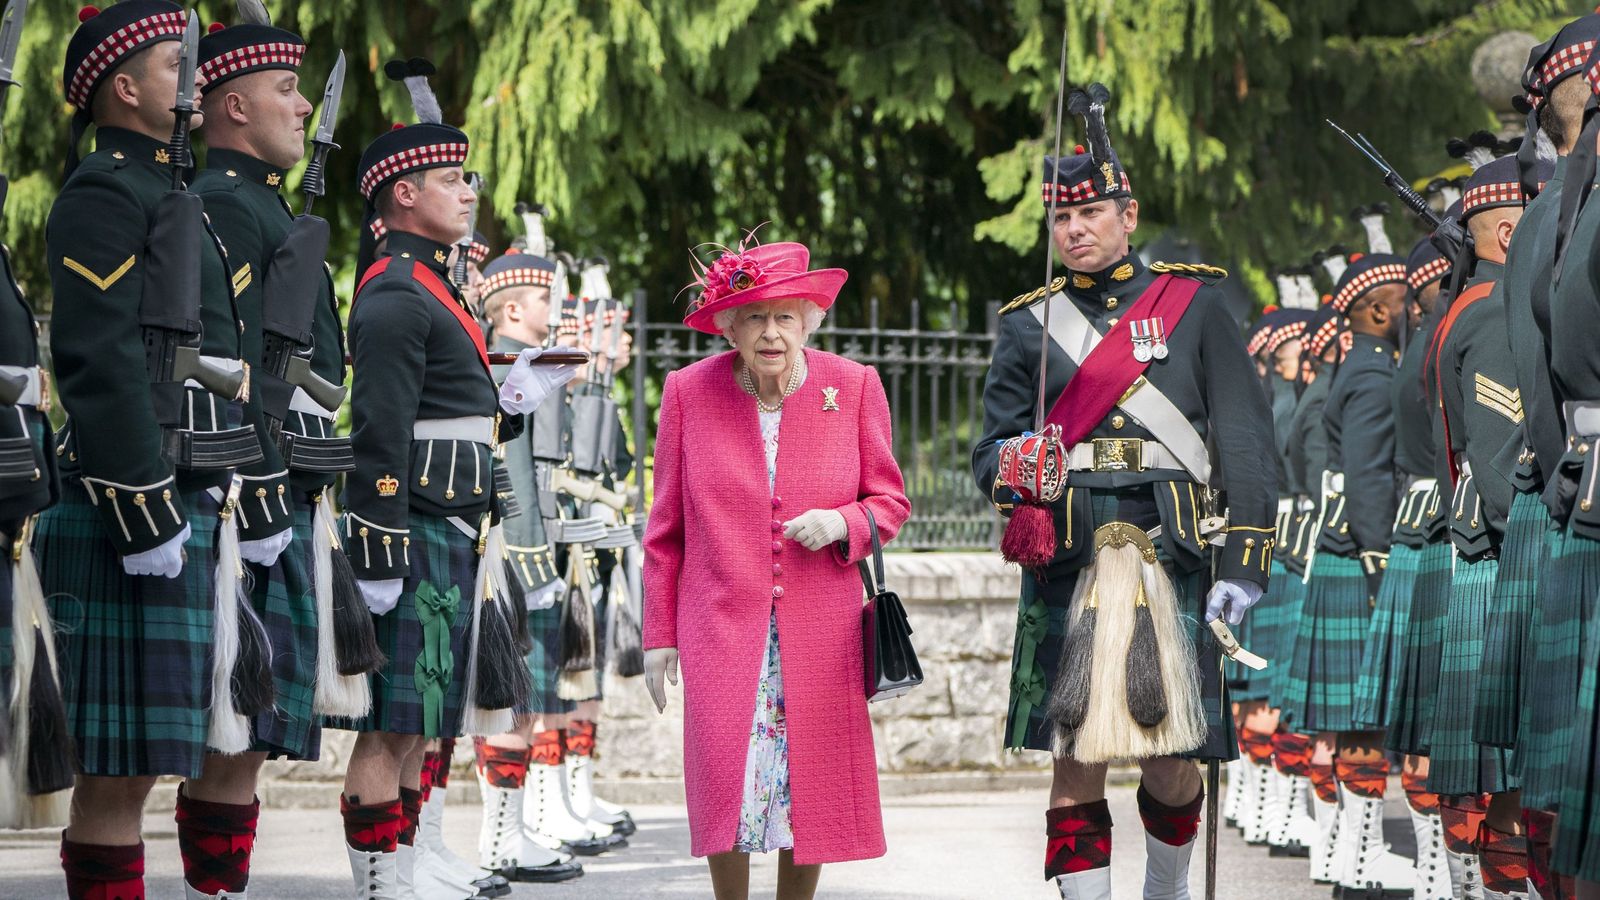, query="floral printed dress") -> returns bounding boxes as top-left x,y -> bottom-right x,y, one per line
733,406 -> 795,853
